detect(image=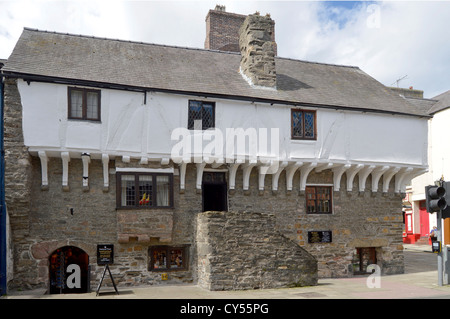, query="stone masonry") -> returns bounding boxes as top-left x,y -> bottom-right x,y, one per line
228,168 -> 405,278
197,211 -> 318,290
239,14 -> 277,89
3,78 -> 34,289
